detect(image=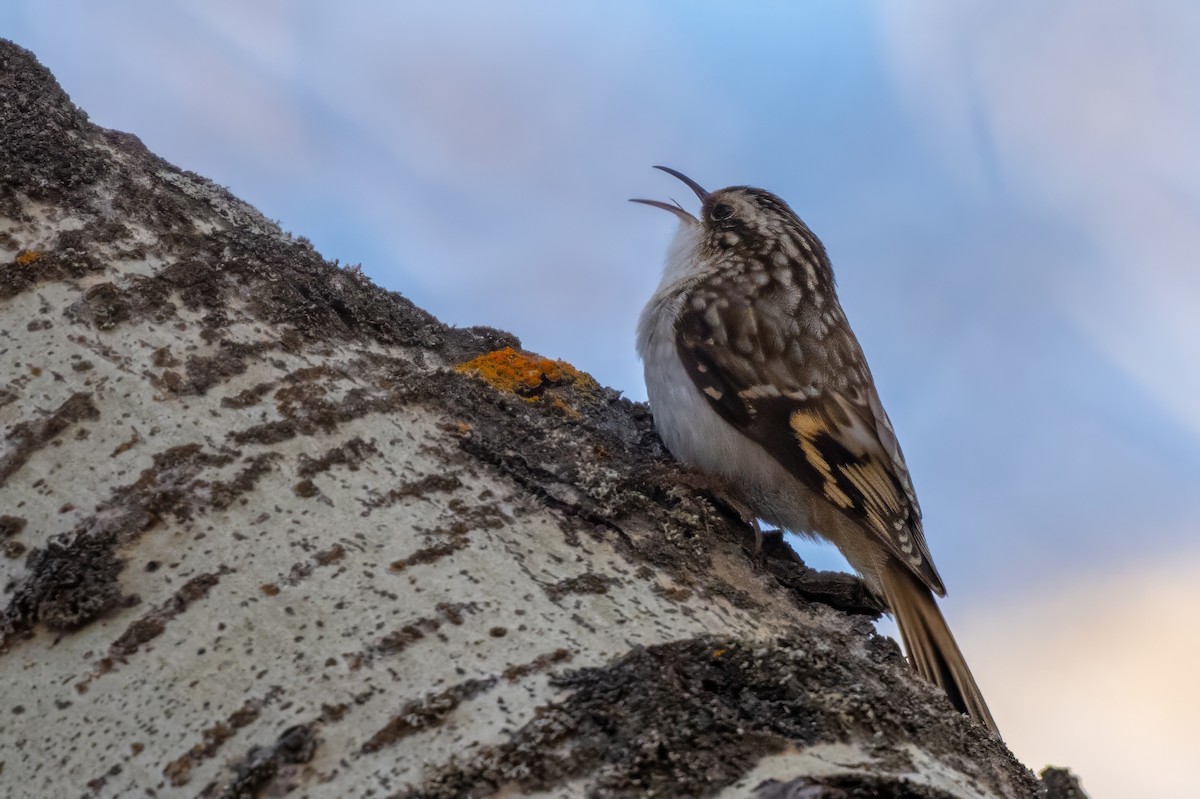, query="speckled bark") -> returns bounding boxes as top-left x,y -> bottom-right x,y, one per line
0,40 -> 1082,799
